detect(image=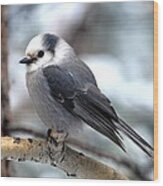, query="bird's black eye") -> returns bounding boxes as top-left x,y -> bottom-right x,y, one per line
37,50 -> 44,58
